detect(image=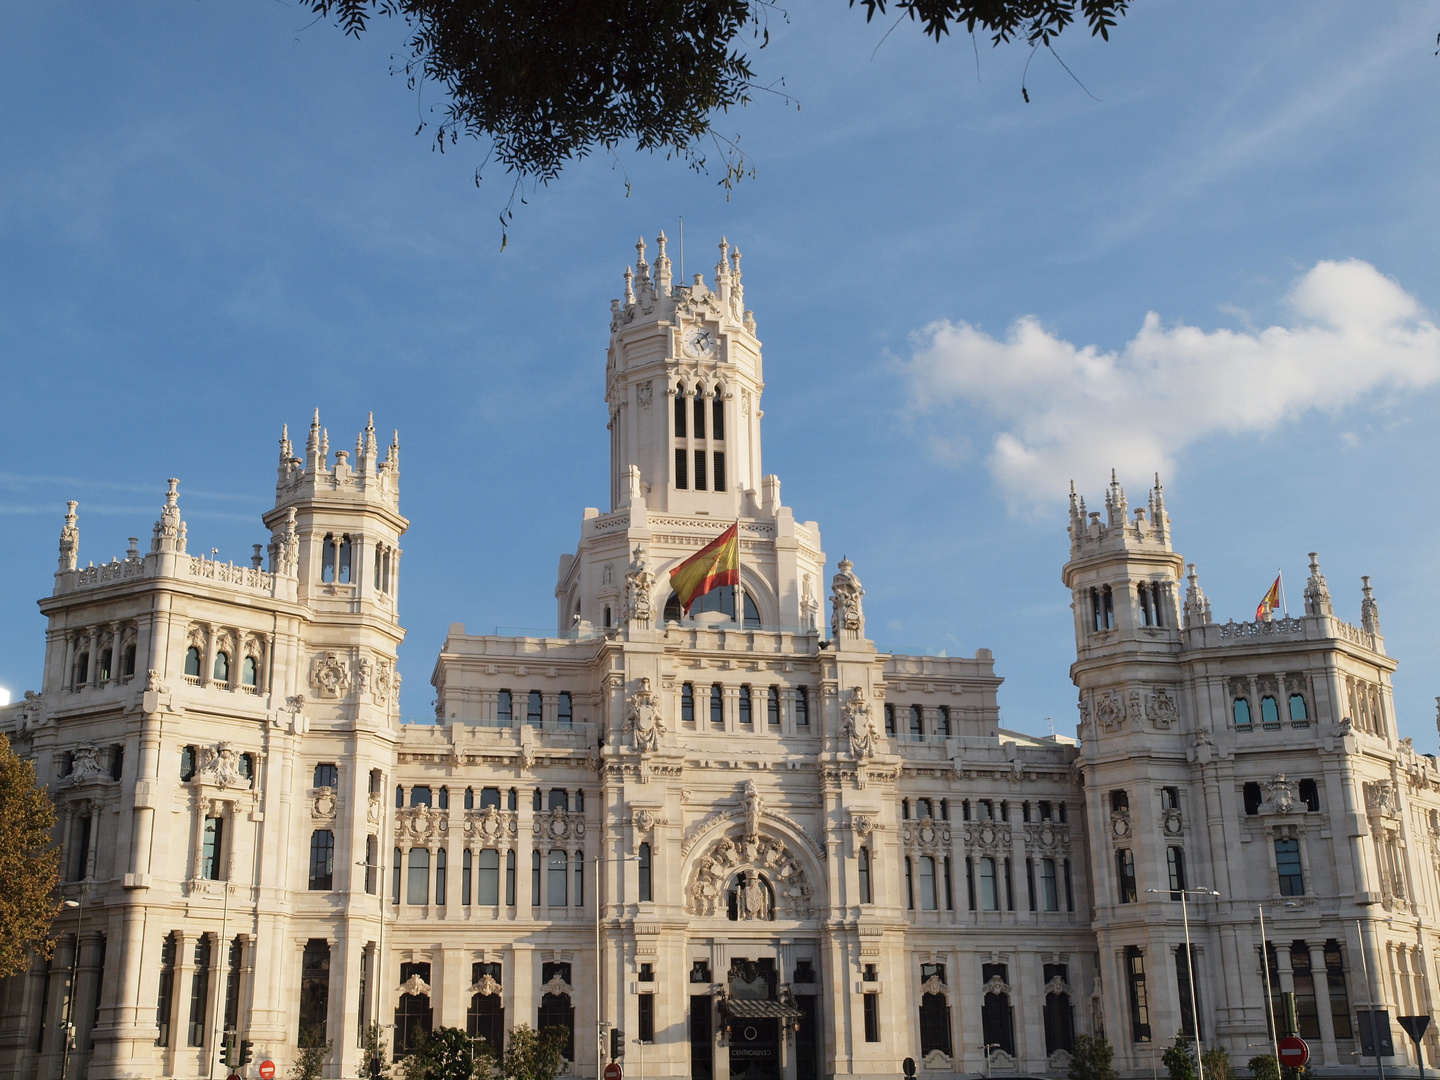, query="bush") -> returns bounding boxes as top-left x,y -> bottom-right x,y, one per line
500,1024 -> 570,1080
402,1027 -> 481,1080
358,1021 -> 393,1079
1203,1046 -> 1233,1080
1249,1054 -> 1280,1080
292,1026 -> 332,1080
1163,1034 -> 1197,1080
1069,1034 -> 1118,1080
